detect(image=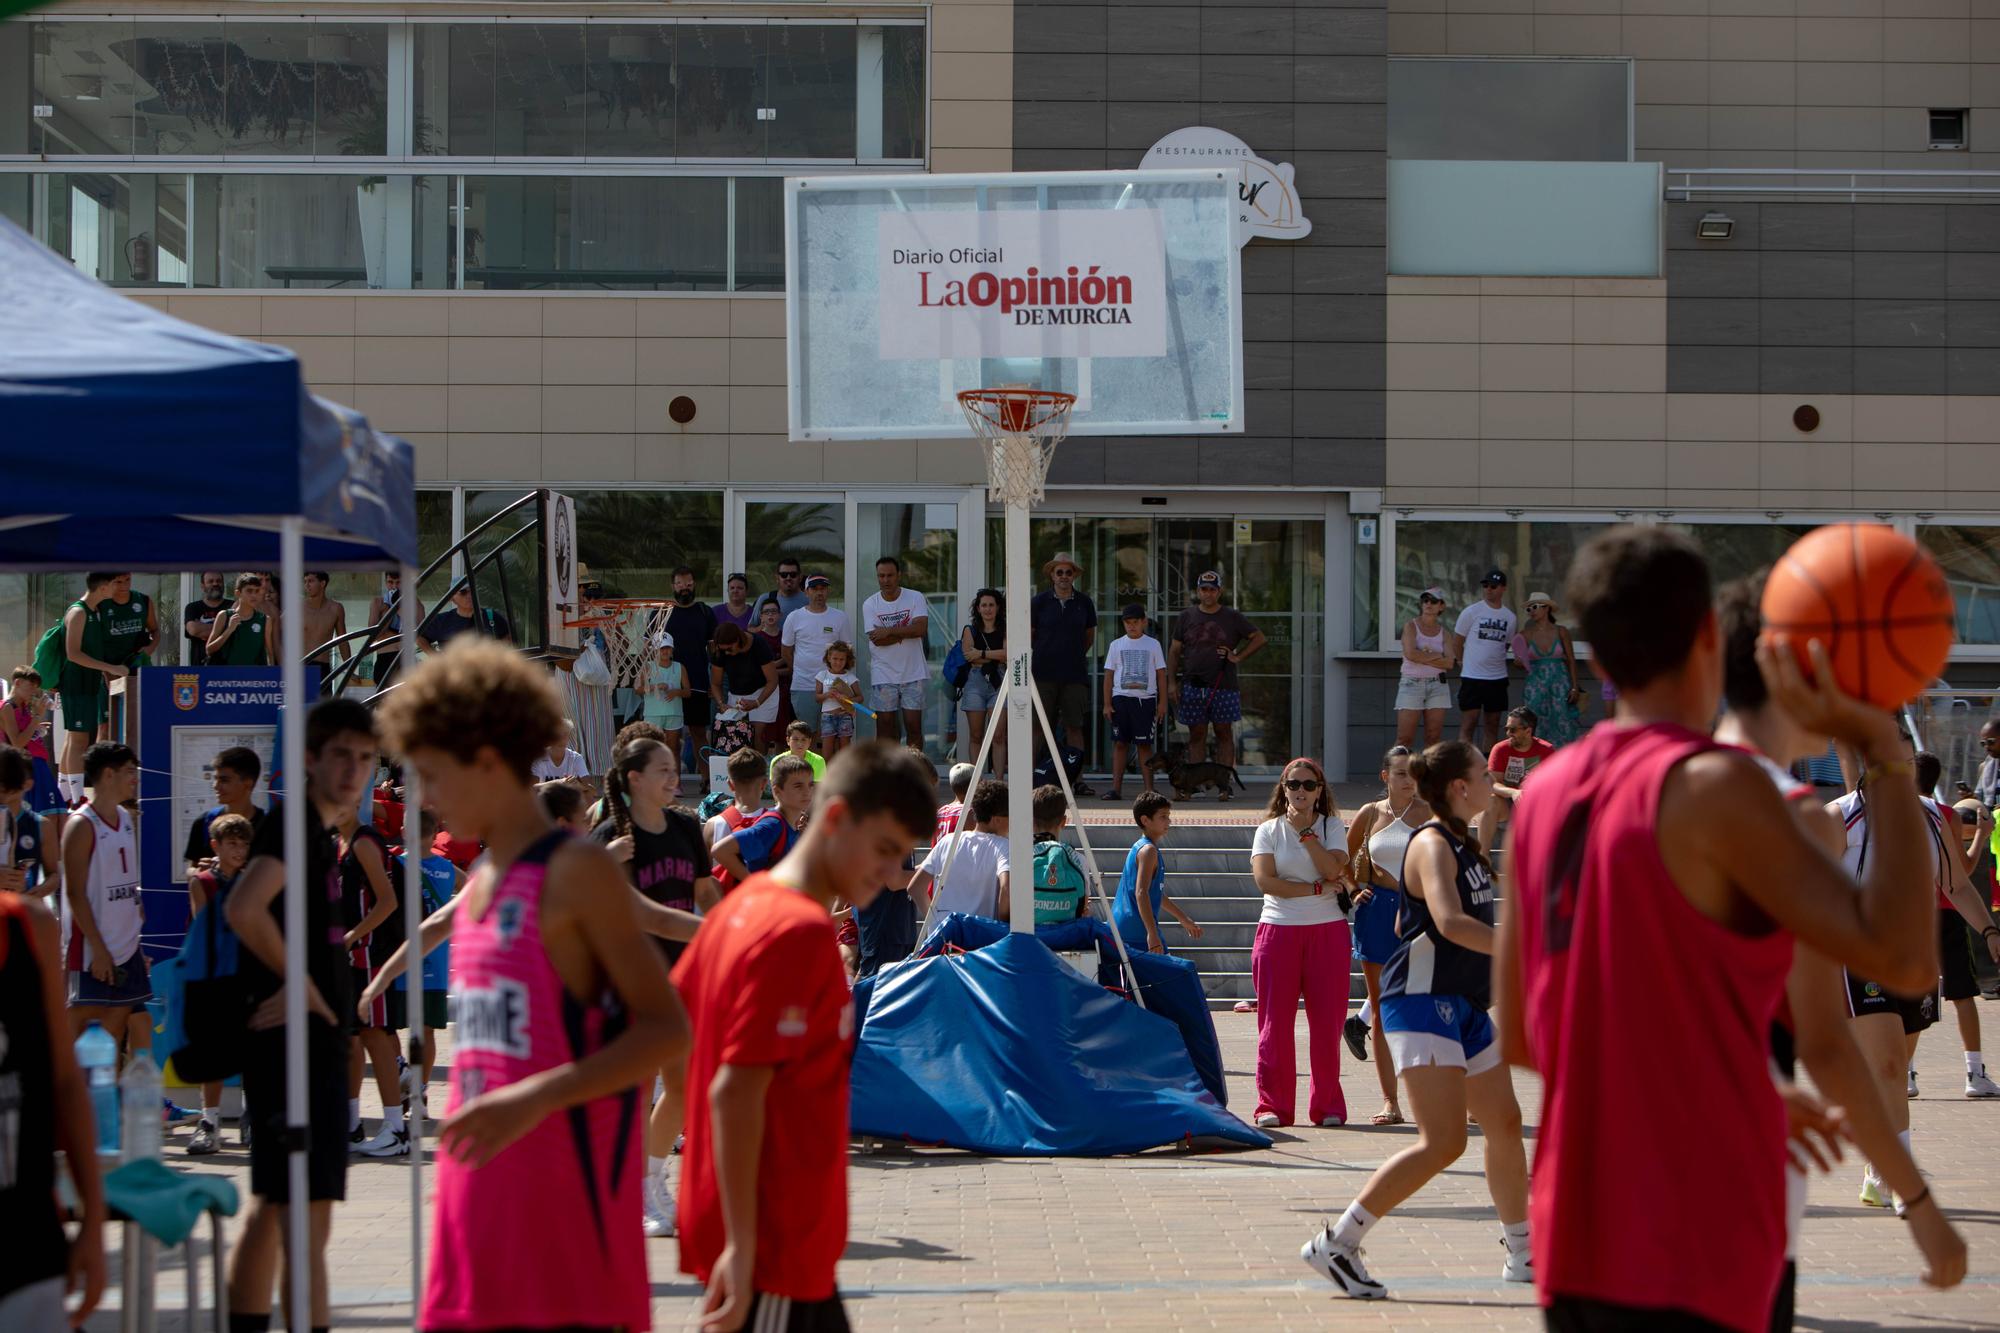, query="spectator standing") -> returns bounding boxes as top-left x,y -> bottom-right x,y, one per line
1168,571 -> 1268,774
814,642 -> 863,760
782,573 -> 851,733
183,571 -> 229,667
1248,758 -> 1352,1129
639,633 -> 688,761
710,624 -> 782,751
53,572 -> 127,805
299,572 -> 348,672
1030,554 -> 1098,772
420,580 -> 512,653
937,763 -> 975,843
208,573 -> 274,667
759,559 -> 810,624
661,567 -> 718,757
1511,592 -> 1583,747
61,743 -> 152,1050
961,588 -> 1008,781
365,572 -> 405,686
752,599 -> 794,736
102,573 -> 159,676
714,573 -> 757,632
183,745 -> 266,874
1396,588 -> 1455,749
1101,604 -> 1167,801
862,556 -> 931,750
1451,569 -> 1516,751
